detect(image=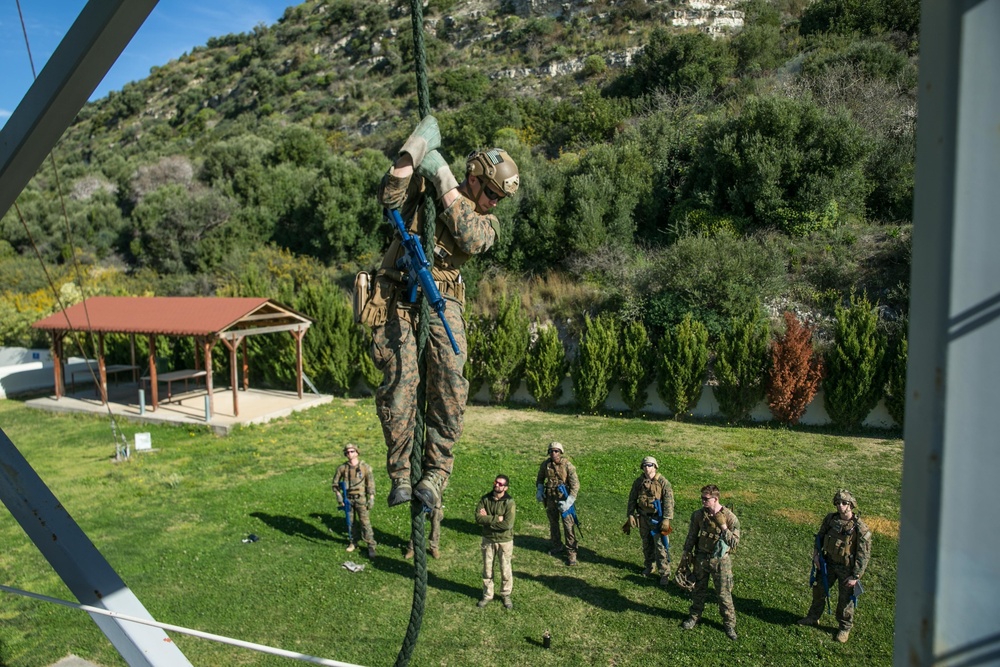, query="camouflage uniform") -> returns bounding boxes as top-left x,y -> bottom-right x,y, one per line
682,505 -> 741,631
476,485 -> 516,603
371,171 -> 497,490
536,452 -> 580,560
803,511 -> 872,632
332,458 -> 376,549
627,471 -> 674,578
